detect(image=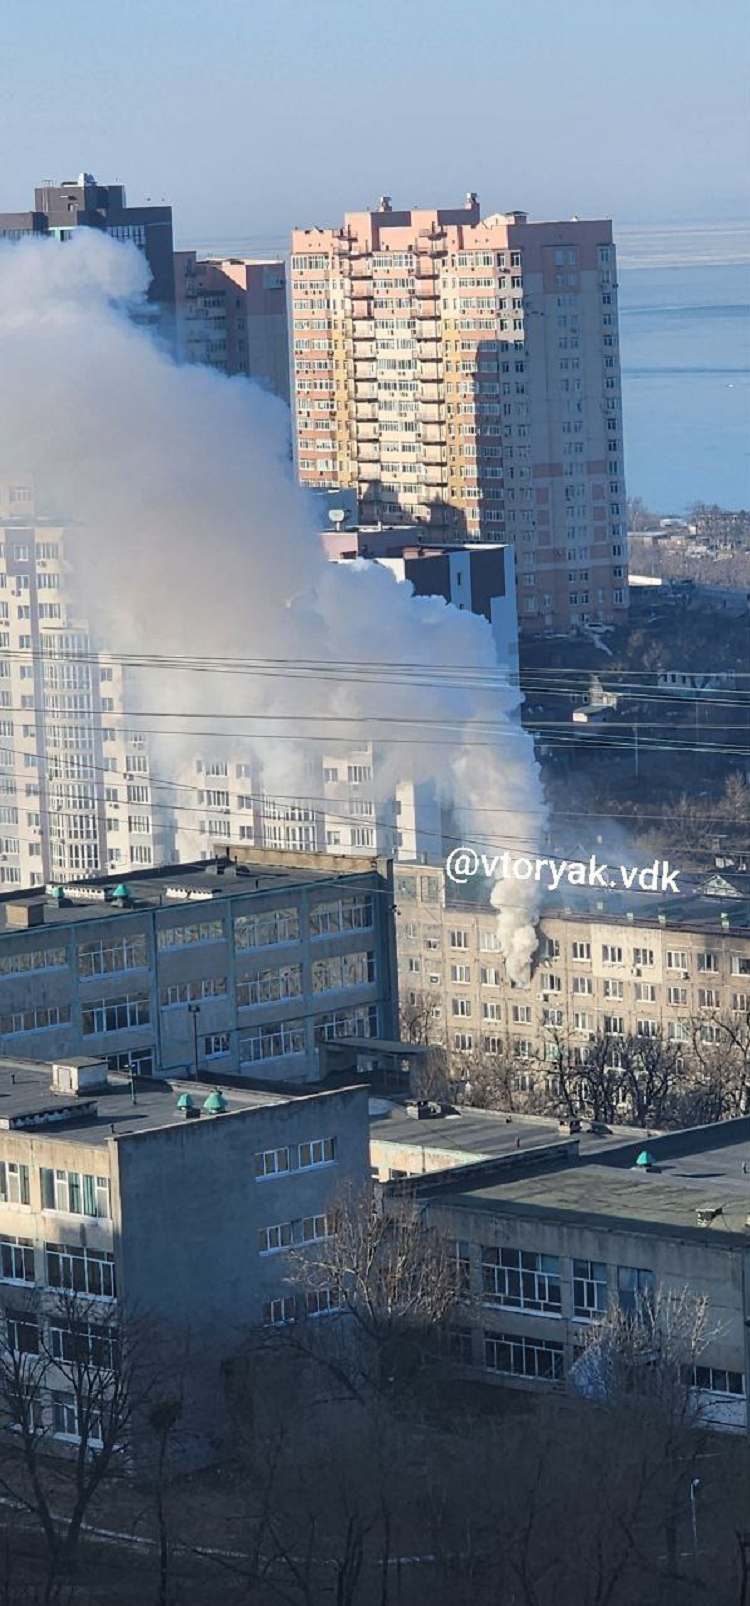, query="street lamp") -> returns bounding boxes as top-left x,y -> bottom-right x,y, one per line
187,1004 -> 201,1080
